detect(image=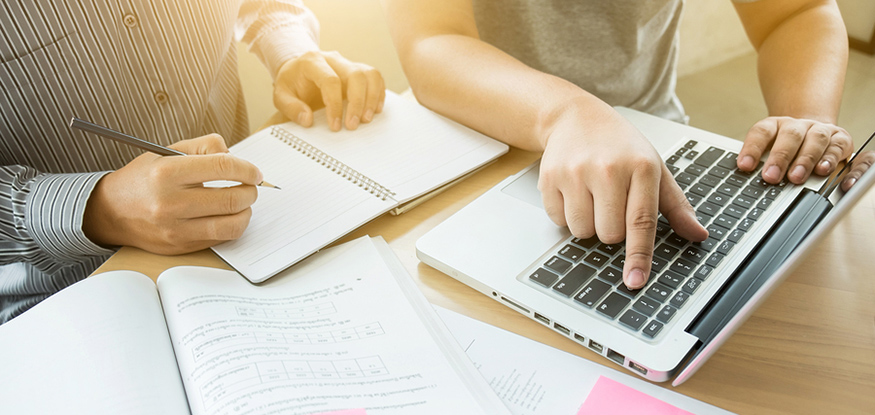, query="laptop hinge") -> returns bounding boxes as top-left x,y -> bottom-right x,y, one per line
684,189 -> 832,344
